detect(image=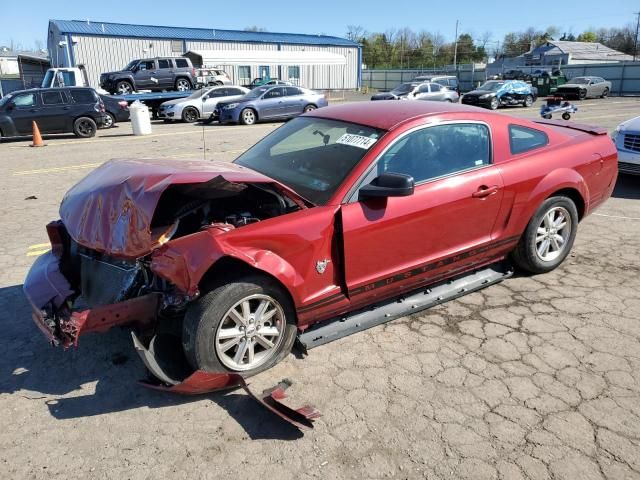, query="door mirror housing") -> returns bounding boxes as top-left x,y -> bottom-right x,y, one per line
359,172 -> 415,199
202,95 -> 209,101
